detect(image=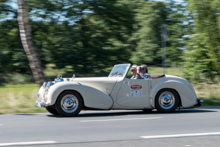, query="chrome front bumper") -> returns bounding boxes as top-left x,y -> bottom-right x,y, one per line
35,100 -> 50,107
36,85 -> 50,108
